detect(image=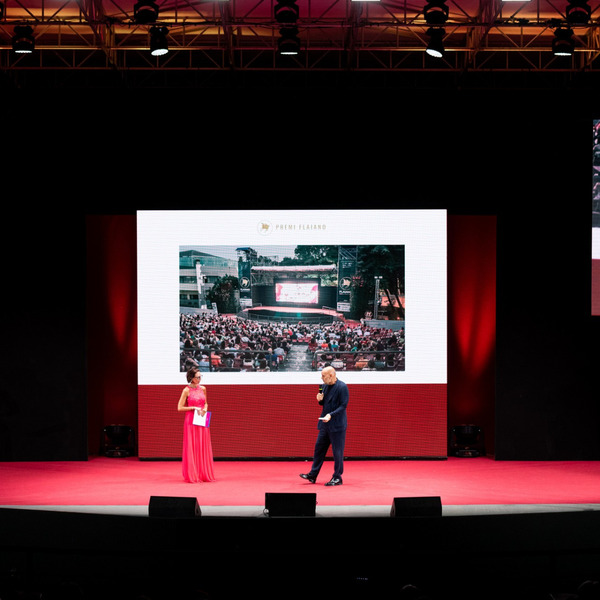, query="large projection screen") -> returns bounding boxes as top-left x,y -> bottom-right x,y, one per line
137,210 -> 447,459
